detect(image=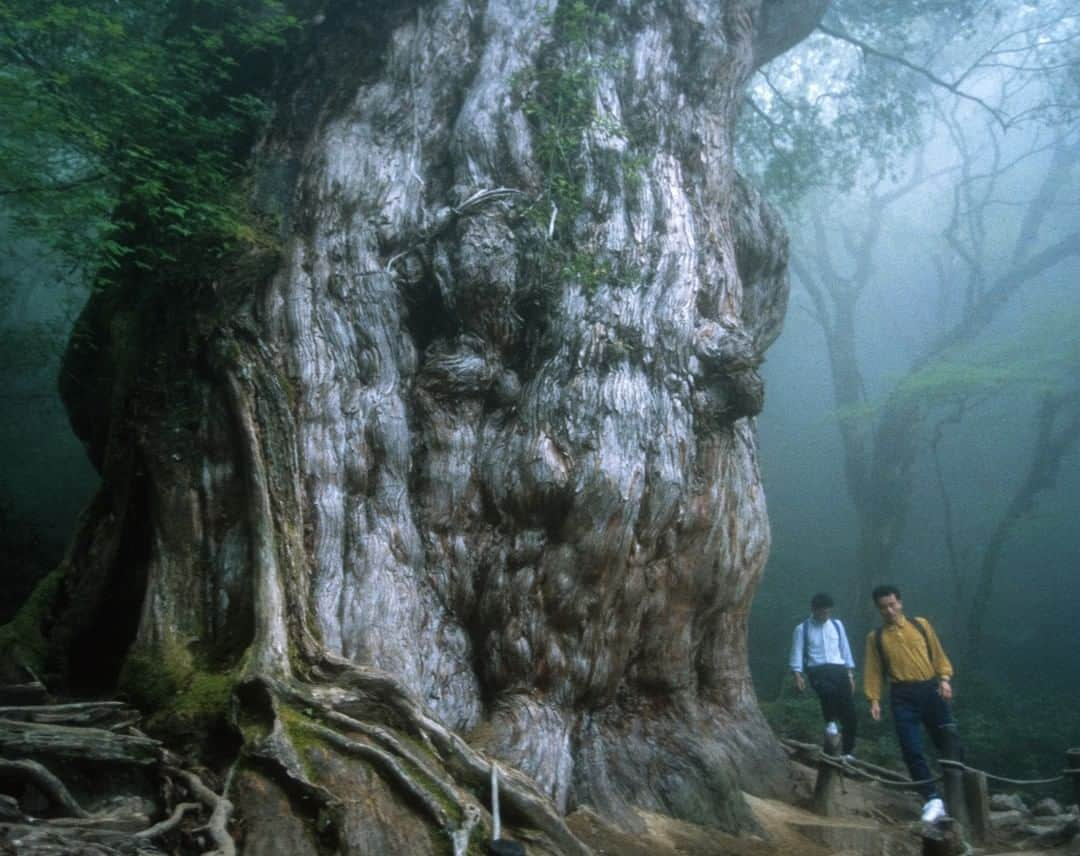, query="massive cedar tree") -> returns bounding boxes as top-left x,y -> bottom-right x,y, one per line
56,1 -> 827,850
